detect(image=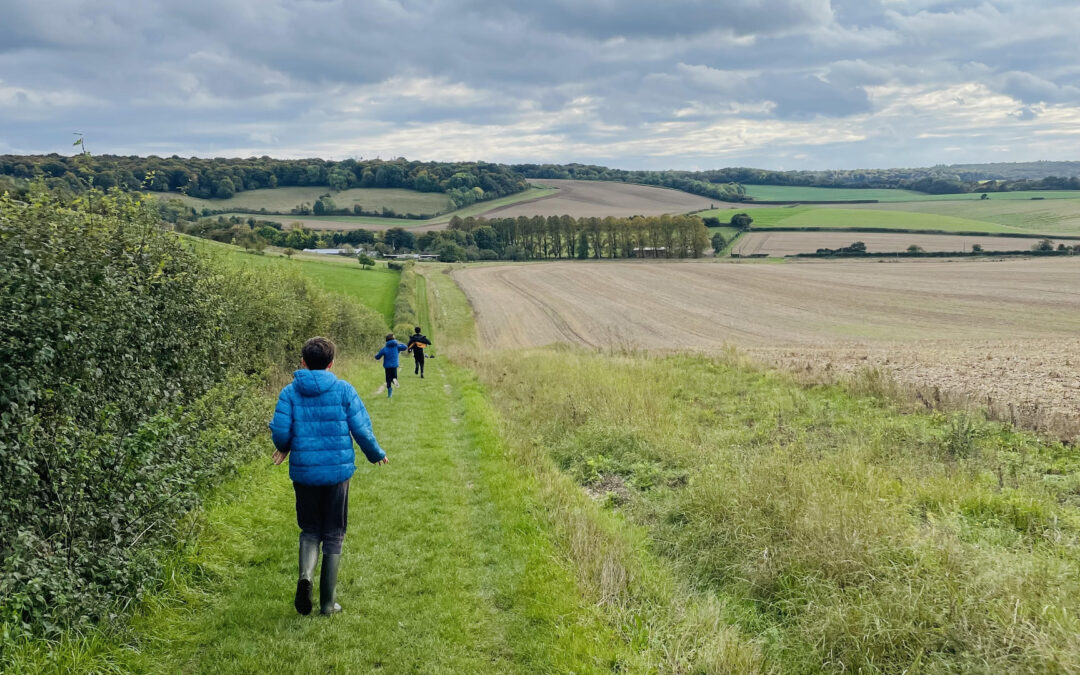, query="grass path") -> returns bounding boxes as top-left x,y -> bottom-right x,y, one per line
119,357 -> 631,673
